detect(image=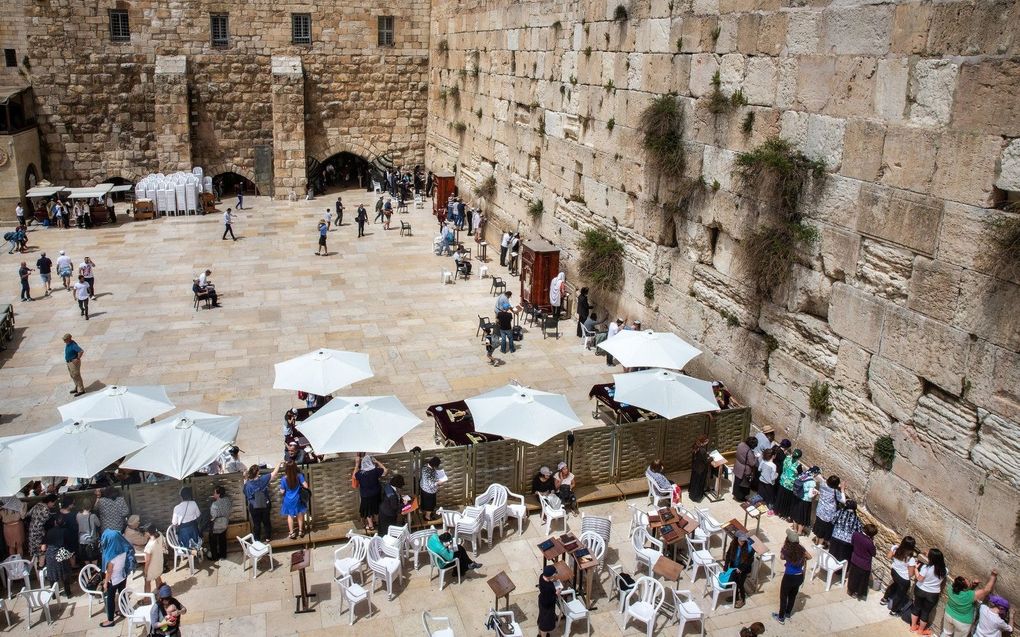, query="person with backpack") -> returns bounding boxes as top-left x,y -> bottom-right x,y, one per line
243,463 -> 280,543
791,466 -> 820,536
724,531 -> 756,608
